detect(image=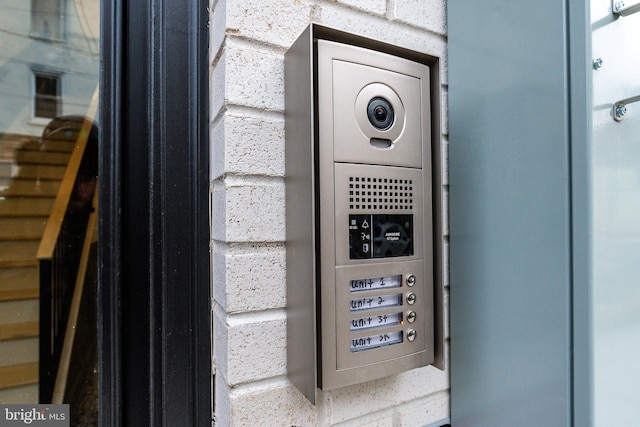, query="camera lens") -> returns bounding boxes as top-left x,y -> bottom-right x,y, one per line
374,106 -> 387,122
367,97 -> 394,130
